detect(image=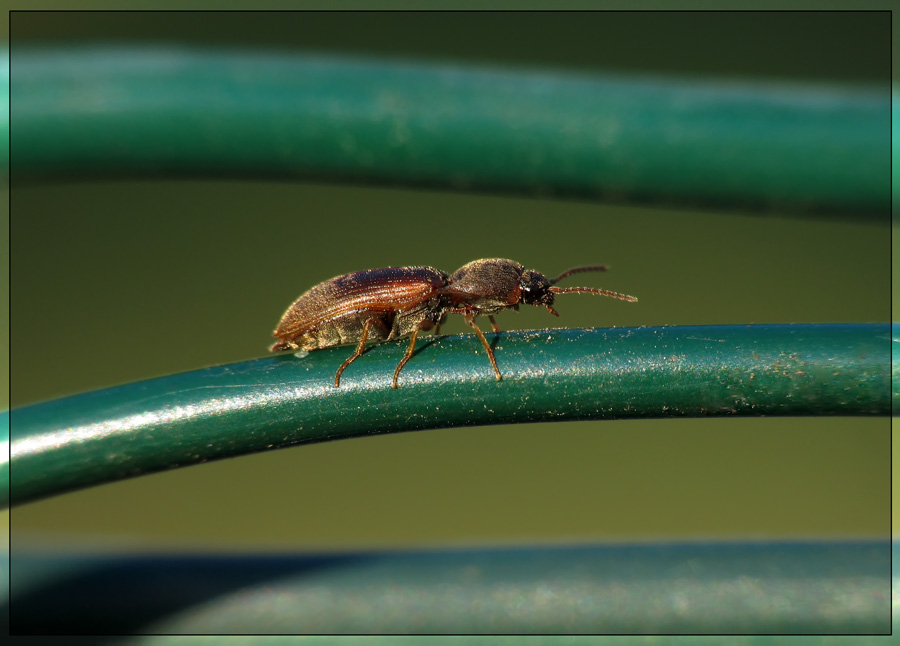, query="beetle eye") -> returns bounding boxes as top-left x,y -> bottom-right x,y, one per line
520,282 -> 543,304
